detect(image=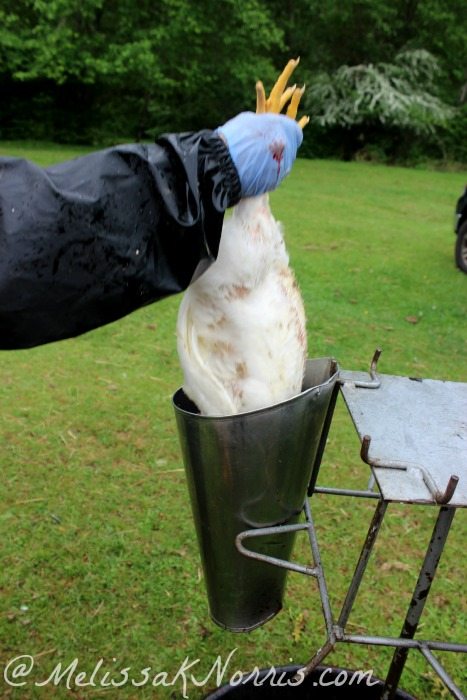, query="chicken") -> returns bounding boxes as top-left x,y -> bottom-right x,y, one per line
177,60 -> 309,416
